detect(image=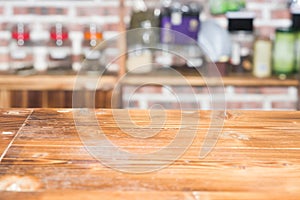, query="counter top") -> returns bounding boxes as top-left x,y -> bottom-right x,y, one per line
0,109 -> 300,199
